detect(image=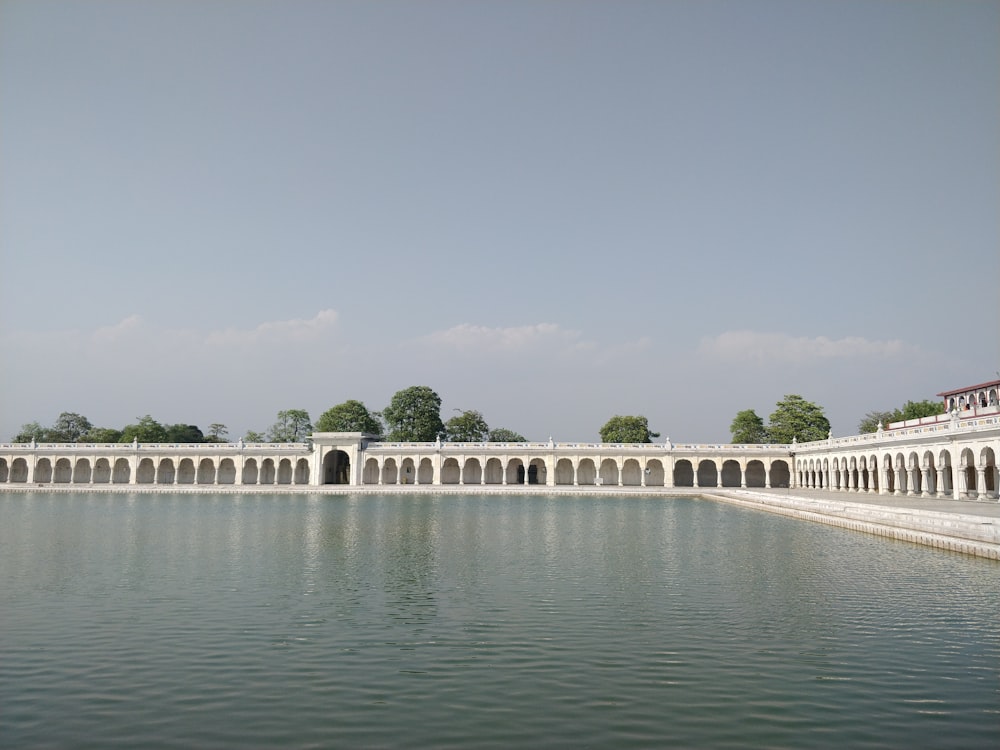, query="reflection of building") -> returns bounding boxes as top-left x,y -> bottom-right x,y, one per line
938,380 -> 1000,412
